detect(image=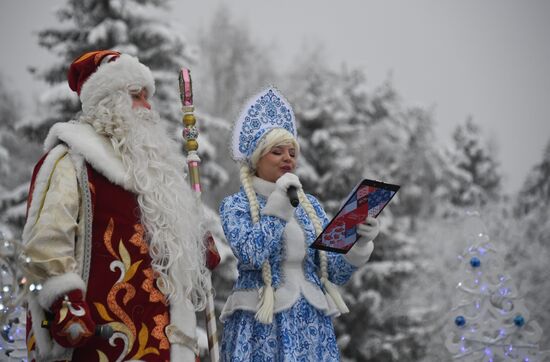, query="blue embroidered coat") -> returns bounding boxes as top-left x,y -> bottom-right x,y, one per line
220,188 -> 358,292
